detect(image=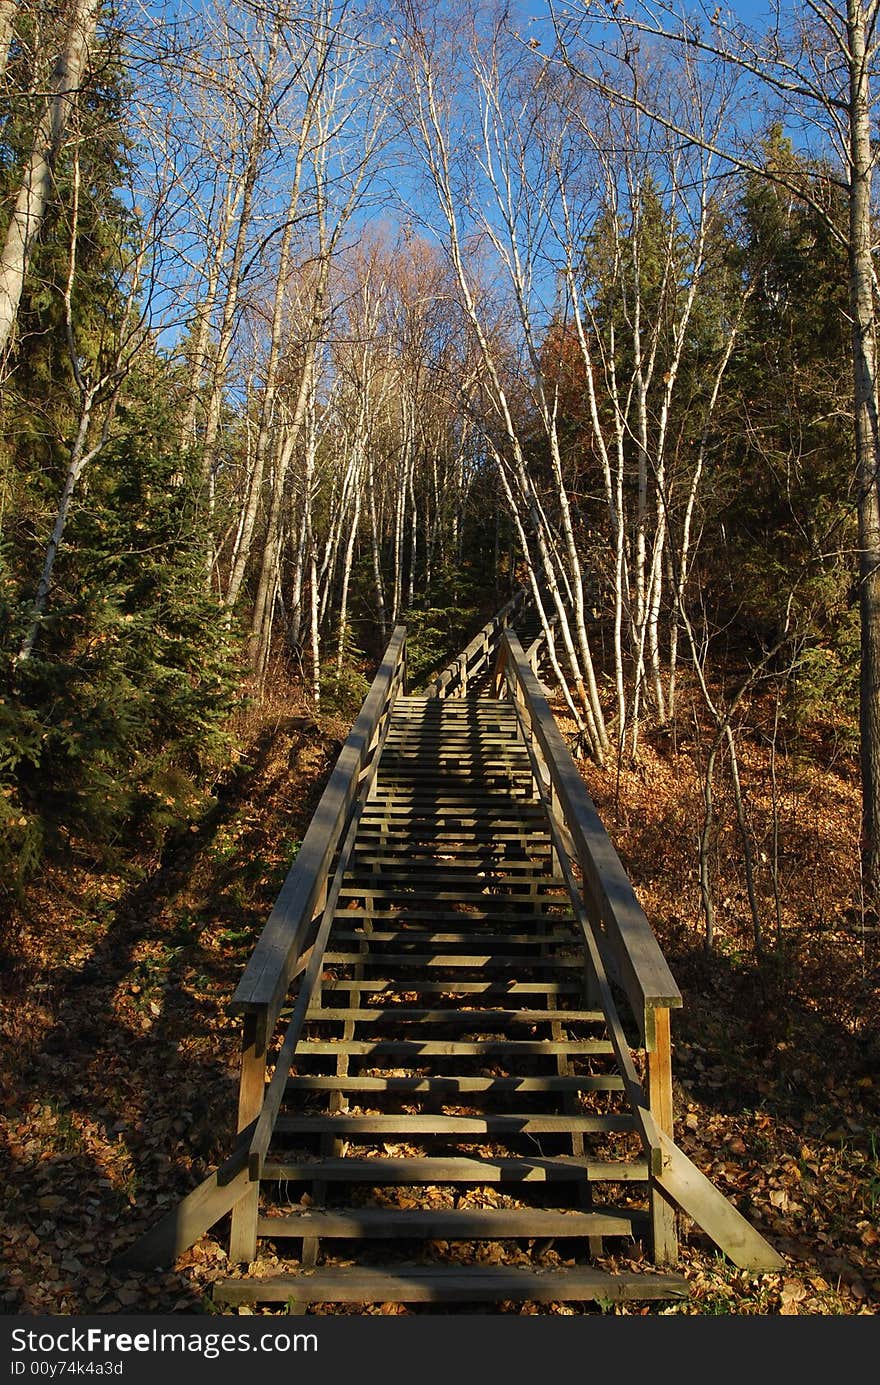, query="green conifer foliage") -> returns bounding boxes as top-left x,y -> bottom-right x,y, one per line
712,130 -> 857,735
0,12 -> 241,881
2,362 -> 241,875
